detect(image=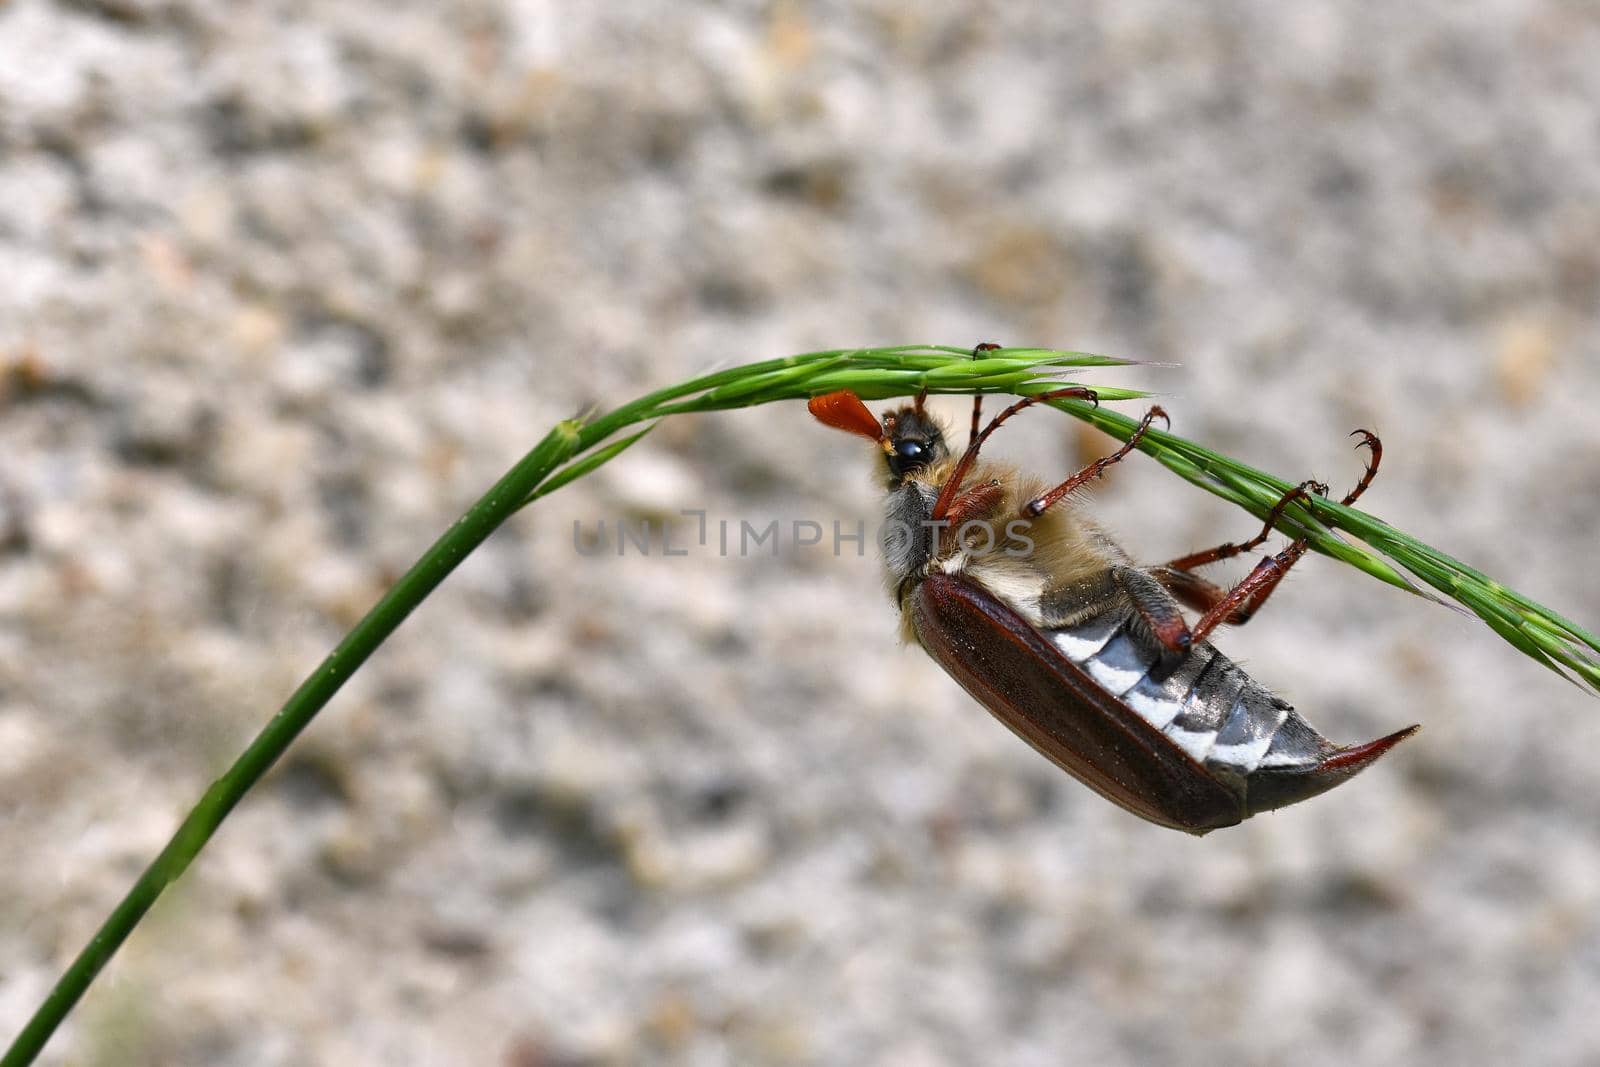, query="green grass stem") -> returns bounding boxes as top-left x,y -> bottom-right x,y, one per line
5,345 -> 1594,1065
